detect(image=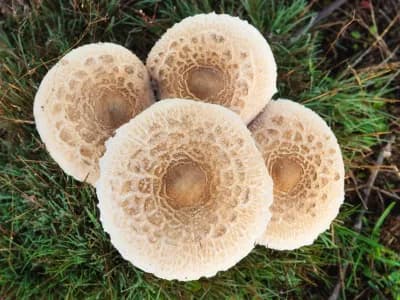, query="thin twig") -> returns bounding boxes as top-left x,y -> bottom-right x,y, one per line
363,136 -> 395,202
372,186 -> 400,201
313,0 -> 348,25
345,11 -> 400,73
348,170 -> 367,209
328,135 -> 395,300
291,0 -> 348,43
